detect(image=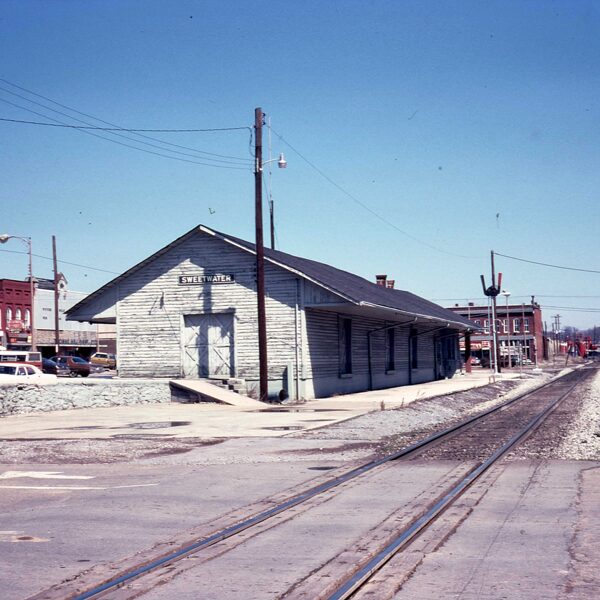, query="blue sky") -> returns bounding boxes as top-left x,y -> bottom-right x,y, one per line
1,0 -> 599,329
